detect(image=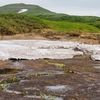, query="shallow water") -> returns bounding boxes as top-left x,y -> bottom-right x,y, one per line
97,90 -> 100,92
19,80 -> 29,83
24,87 -> 39,90
11,61 -> 24,68
6,89 -> 21,94
93,64 -> 100,69
45,85 -> 72,92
